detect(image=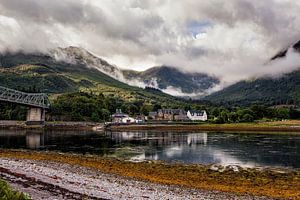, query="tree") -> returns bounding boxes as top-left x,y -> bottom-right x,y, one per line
237,109 -> 254,122
228,112 -> 238,123
153,104 -> 162,111
219,110 -> 229,123
276,108 -> 290,119
140,104 -> 152,116
250,105 -> 266,120
91,112 -> 100,122
101,109 -> 111,121
241,114 -> 254,122
290,109 -> 300,119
